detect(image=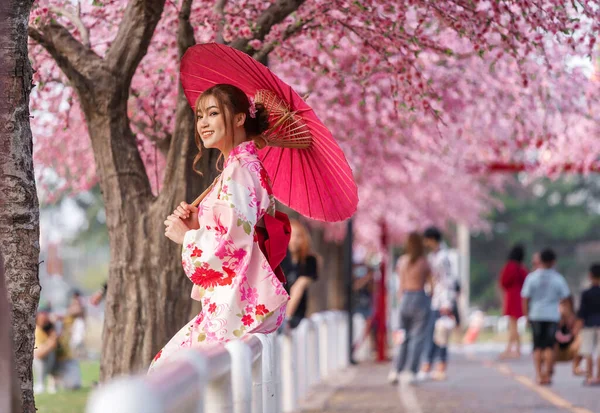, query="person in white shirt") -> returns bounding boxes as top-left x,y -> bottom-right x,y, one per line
419,227 -> 457,381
